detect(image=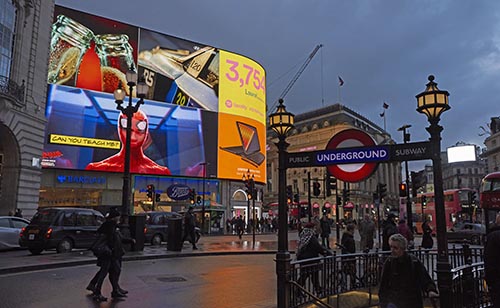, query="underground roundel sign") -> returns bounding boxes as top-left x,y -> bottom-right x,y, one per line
326,129 -> 378,183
